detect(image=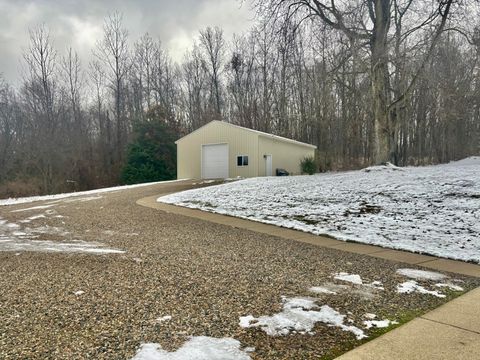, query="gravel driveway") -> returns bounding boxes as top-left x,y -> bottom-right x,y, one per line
0,180 -> 478,359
